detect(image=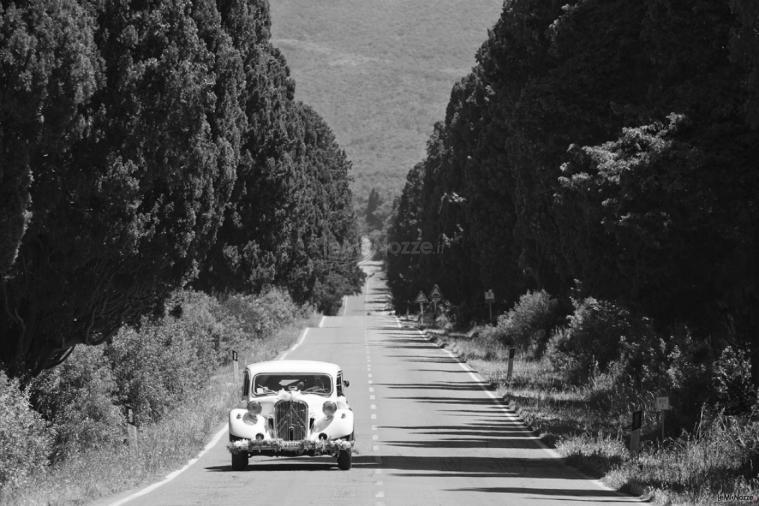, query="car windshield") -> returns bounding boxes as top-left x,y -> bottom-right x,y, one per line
252,373 -> 332,397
